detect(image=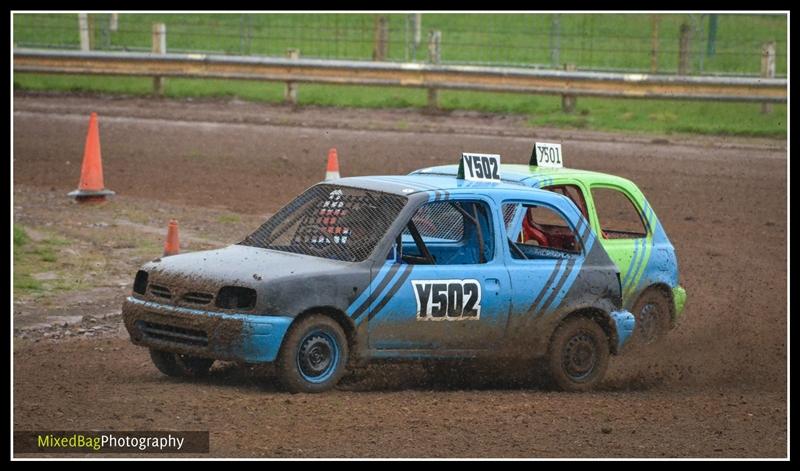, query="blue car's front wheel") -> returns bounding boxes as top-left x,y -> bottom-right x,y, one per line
276,314 -> 349,393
